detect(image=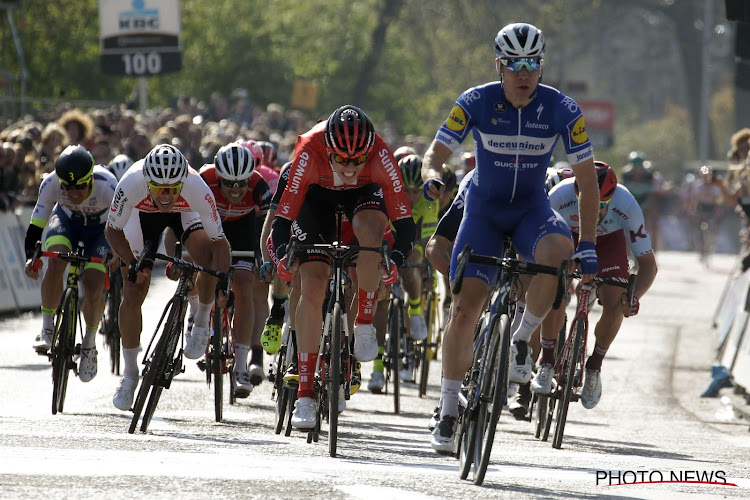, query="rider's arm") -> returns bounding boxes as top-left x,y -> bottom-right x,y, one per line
105,224 -> 136,265
633,251 -> 657,300
260,208 -> 276,263
422,141 -> 452,200
571,158 -> 598,244
391,217 -> 417,268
